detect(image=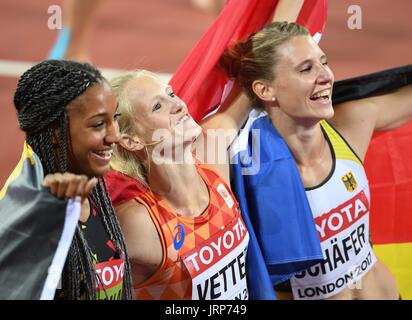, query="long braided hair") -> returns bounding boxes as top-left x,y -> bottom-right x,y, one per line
13,60 -> 132,299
